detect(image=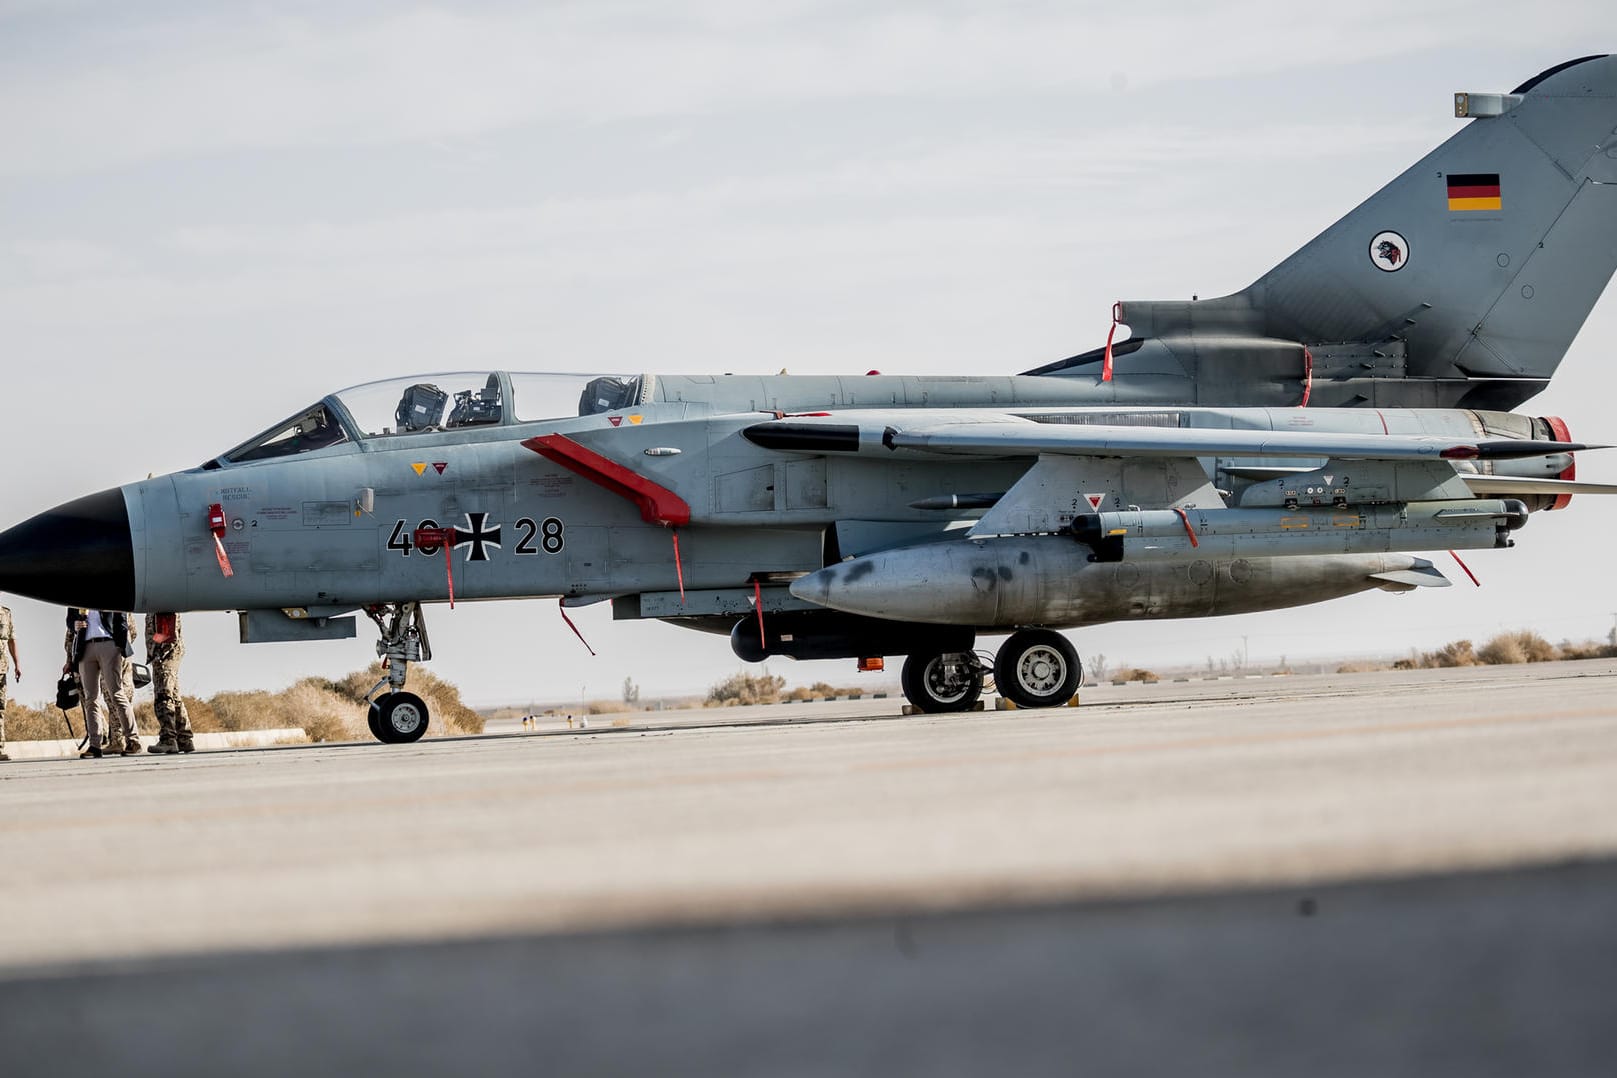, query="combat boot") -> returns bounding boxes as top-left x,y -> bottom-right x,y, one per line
177,740 -> 196,754
80,745 -> 103,759
121,741 -> 145,755
0,749 -> 10,761
148,740 -> 179,755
